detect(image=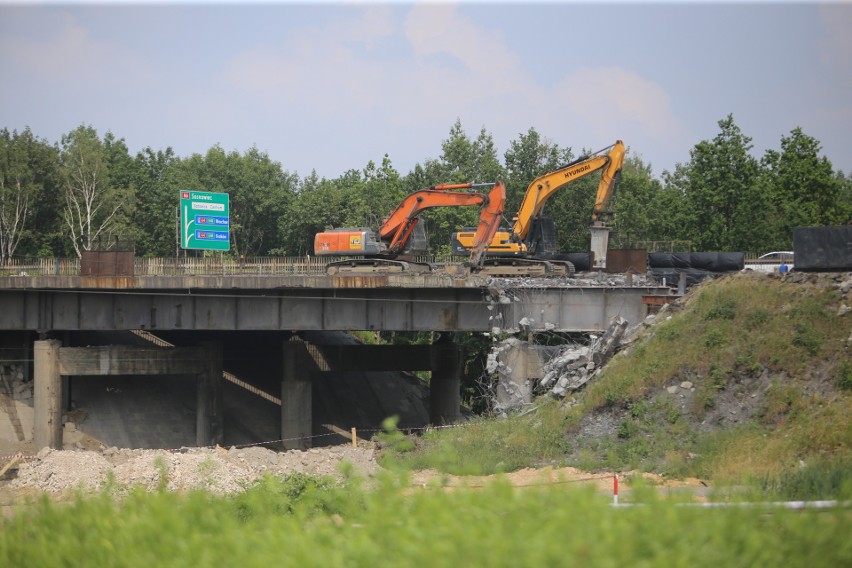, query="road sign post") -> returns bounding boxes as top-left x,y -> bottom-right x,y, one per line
180,191 -> 230,251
